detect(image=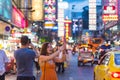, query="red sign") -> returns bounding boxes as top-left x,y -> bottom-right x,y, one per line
12,6 -> 28,28
102,0 -> 118,22
103,6 -> 116,14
